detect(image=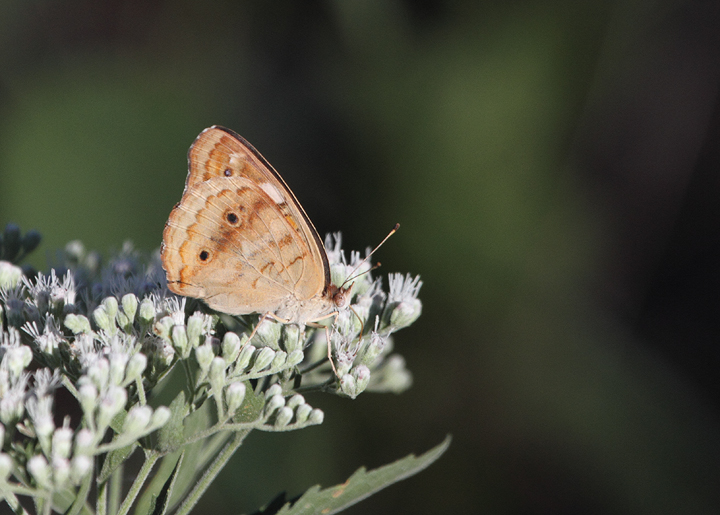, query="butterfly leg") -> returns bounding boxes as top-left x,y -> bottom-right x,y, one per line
247,312 -> 291,343
307,311 -> 340,377
246,312 -> 270,342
